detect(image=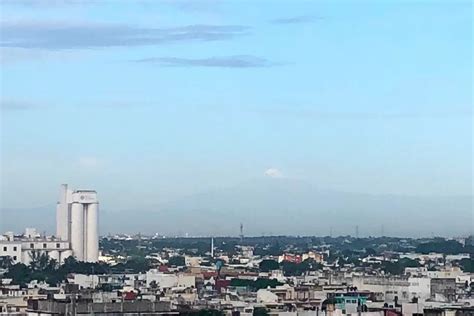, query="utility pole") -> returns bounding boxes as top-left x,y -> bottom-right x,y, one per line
239,223 -> 244,243
210,237 -> 214,258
